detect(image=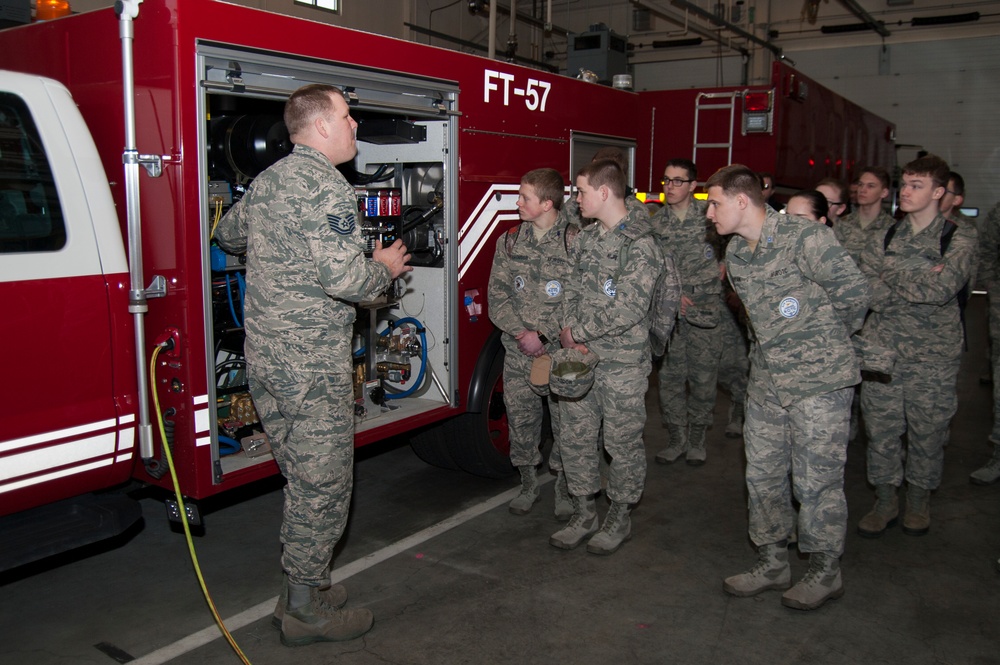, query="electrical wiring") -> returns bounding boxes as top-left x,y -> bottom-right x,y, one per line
150,344 -> 253,665
209,198 -> 223,239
